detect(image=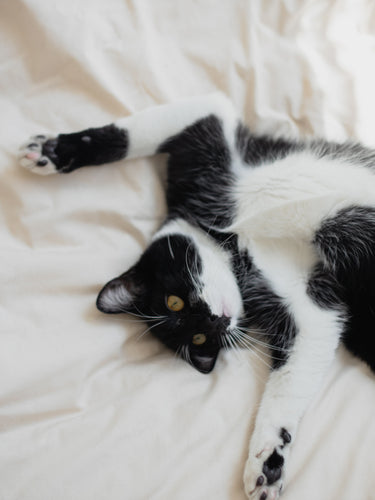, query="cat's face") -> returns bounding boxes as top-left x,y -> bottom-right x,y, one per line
97,220 -> 243,373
